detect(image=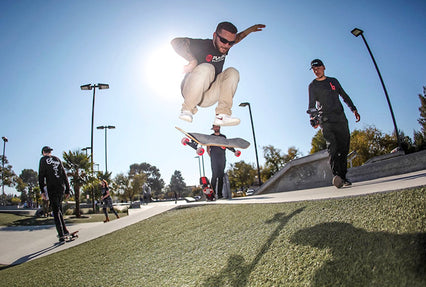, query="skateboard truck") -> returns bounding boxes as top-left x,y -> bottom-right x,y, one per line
181,137 -> 205,155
